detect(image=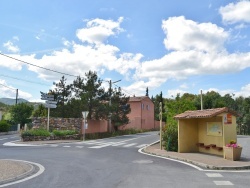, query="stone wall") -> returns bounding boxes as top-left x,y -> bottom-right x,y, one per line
32,117 -> 82,132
